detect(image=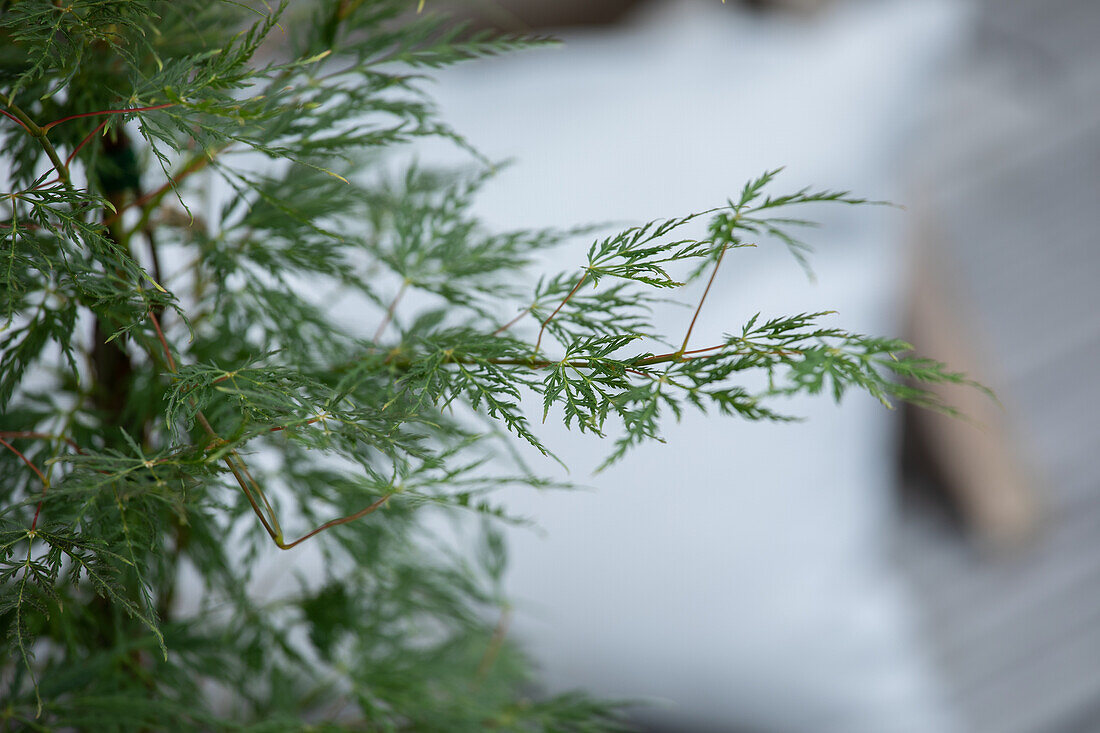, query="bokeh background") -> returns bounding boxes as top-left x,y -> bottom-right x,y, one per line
404,0 -> 1100,731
